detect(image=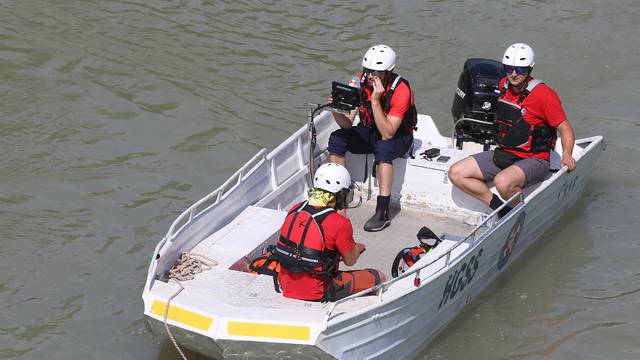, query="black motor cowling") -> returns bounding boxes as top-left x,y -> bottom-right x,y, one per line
451,58 -> 503,149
